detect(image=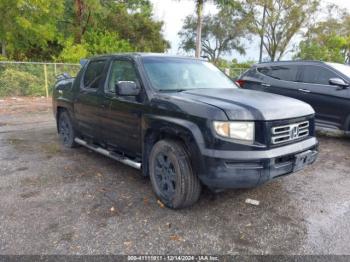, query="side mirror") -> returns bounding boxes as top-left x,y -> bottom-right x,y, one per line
329,78 -> 349,88
116,81 -> 140,96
